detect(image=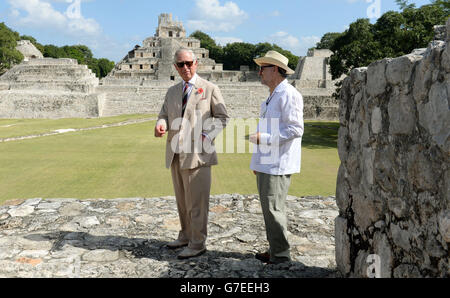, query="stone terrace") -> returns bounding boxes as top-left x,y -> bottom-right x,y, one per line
0,195 -> 339,278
